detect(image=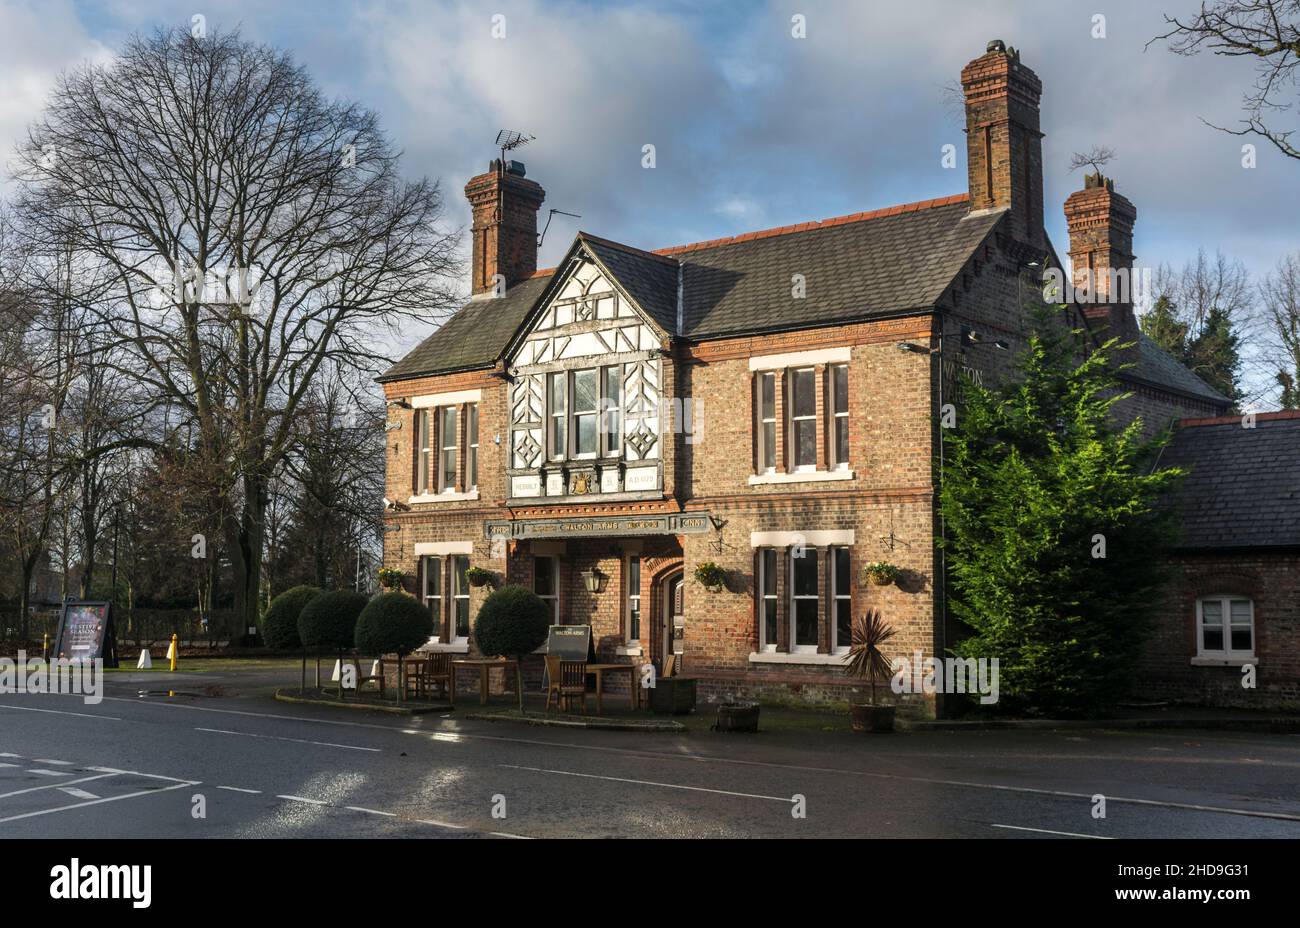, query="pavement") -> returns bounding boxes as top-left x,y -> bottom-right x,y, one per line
2,660 -> 1300,839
